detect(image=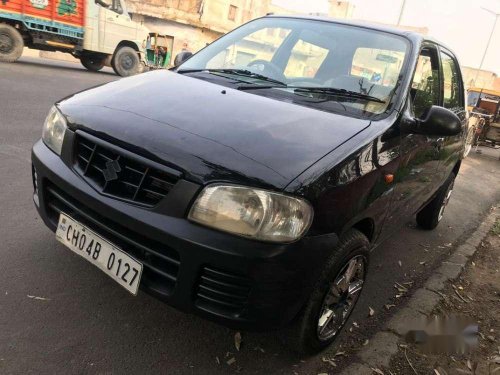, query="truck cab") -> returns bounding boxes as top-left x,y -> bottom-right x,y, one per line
82,0 -> 149,75
0,0 -> 149,76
